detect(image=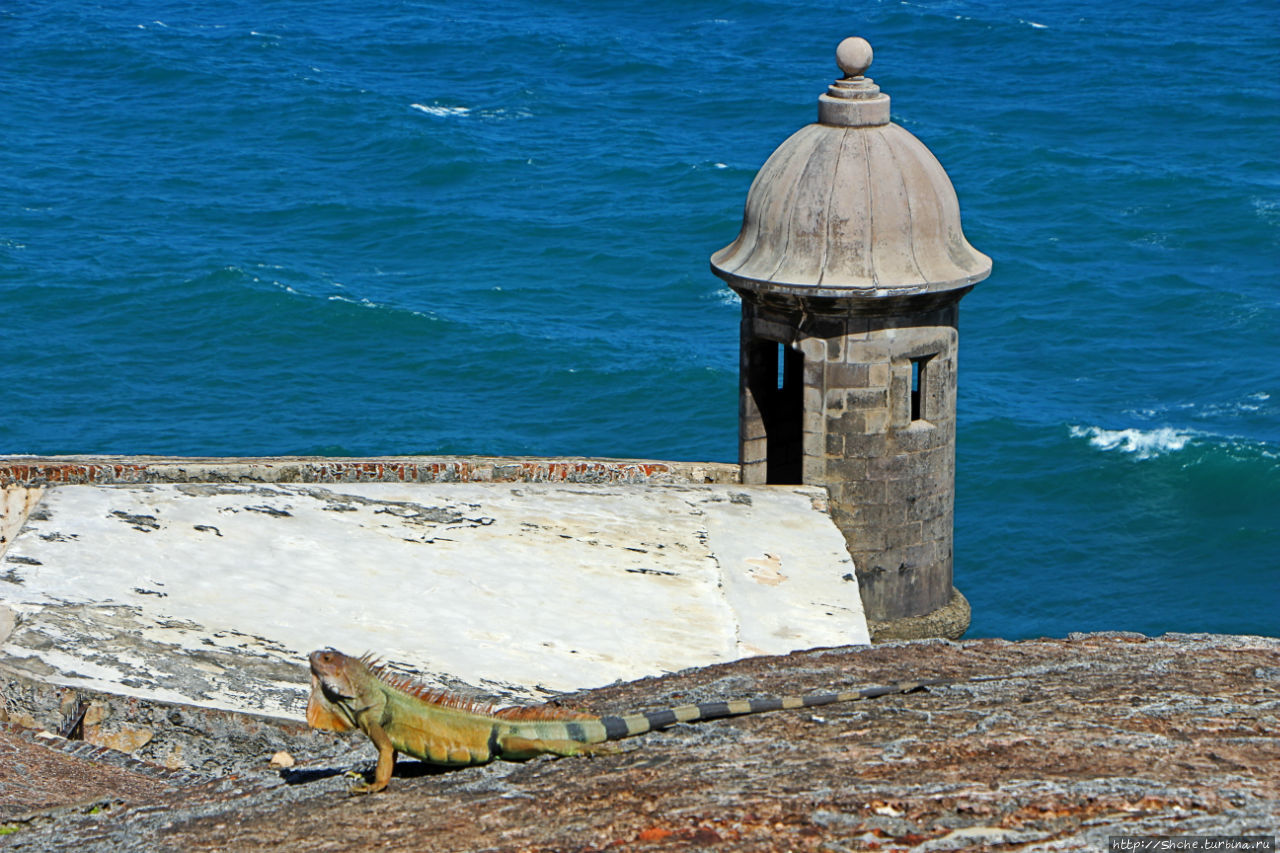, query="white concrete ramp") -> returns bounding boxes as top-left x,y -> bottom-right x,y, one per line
0,482 -> 867,719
